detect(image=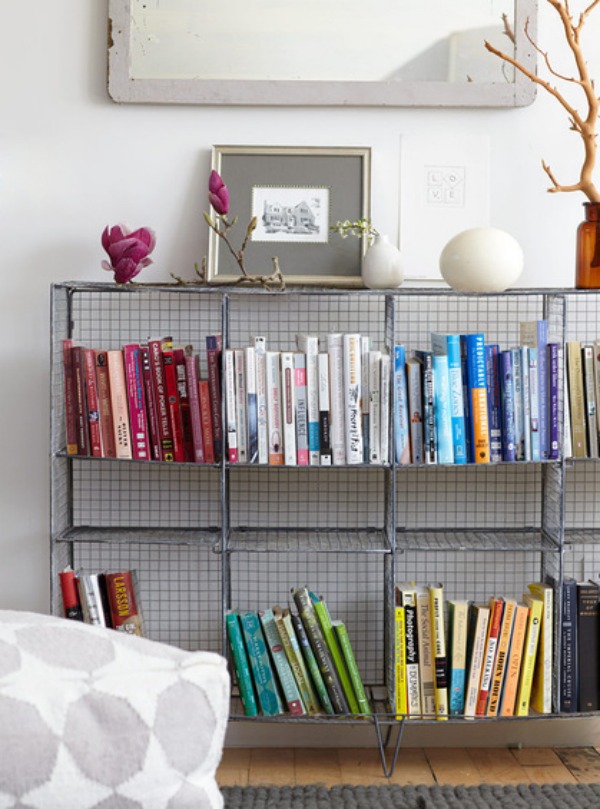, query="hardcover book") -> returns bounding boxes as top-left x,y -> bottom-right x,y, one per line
62,339 -> 78,456
139,345 -> 161,461
567,340 -> 587,458
379,352 -> 391,465
582,344 -> 599,458
559,576 -> 578,713
394,604 -> 407,718
576,579 -> 600,711
107,349 -> 133,460
206,335 -> 223,461
184,347 -> 205,463
396,584 -> 421,716
161,338 -> 185,463
148,338 -> 174,462
226,611 -> 259,716
71,345 -> 90,456
58,566 -> 83,621
83,347 -> 103,457
437,333 -> 467,464
548,342 -> 560,460
463,603 -> 490,718
266,351 -> 284,465
414,584 -> 436,716
245,345 -> 259,464
511,347 -> 525,461
311,591 -> 359,714
499,349 -> 516,463
369,350 -> 382,464
406,356 -> 424,464
224,349 -> 238,463
240,610 -> 284,716
198,380 -> 215,463
259,608 -> 305,715
95,349 -> 117,459
414,350 -> 437,465
432,354 -> 454,465
361,336 -> 371,464
174,346 -> 195,462
290,611 -> 334,714
333,620 -> 371,715
528,346 -> 541,461
475,596 -> 504,716
104,570 -> 144,636
123,344 -> 150,461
